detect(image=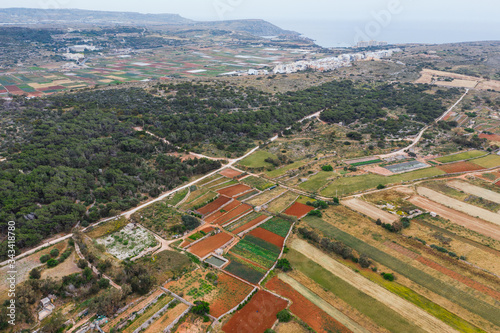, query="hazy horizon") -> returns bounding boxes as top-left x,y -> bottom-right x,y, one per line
1,1 -> 499,47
